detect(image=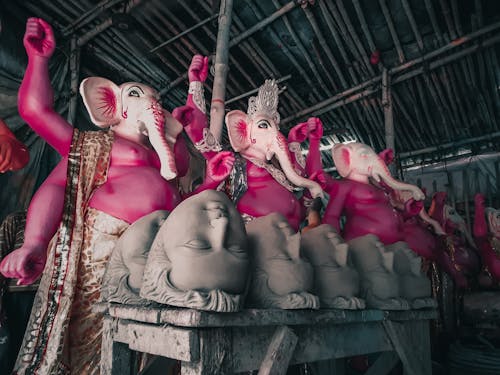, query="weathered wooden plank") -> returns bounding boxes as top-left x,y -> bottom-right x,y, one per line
364,351 -> 399,375
151,308 -> 385,327
258,326 -> 298,375
383,320 -> 431,375
182,328 -> 232,375
127,323 -> 199,362
232,322 -> 392,372
101,316 -> 135,375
